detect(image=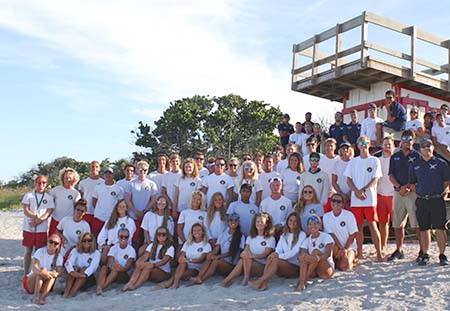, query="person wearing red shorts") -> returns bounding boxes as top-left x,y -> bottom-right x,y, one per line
377,137 -> 395,254
344,136 -> 383,261
22,175 -> 54,277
